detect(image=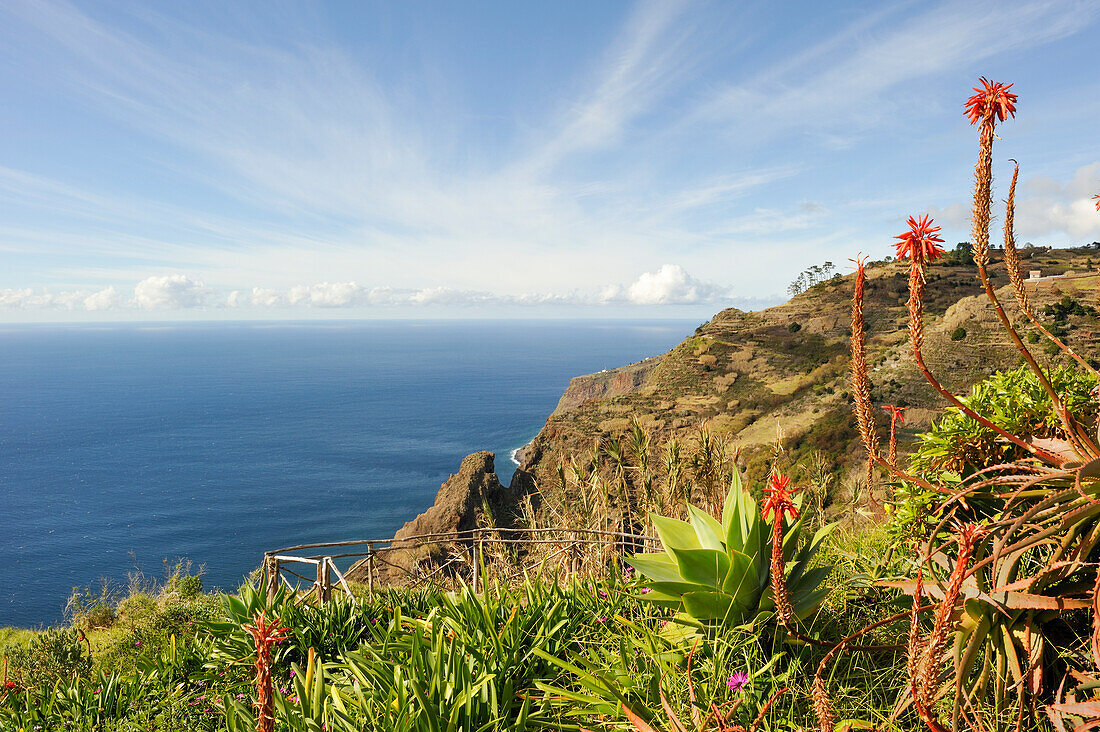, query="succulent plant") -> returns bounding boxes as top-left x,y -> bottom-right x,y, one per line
626,469 -> 833,627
